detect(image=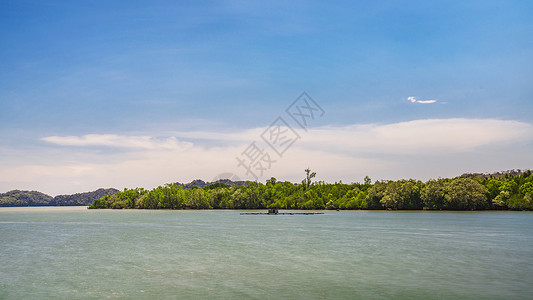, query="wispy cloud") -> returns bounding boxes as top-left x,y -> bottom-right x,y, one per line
40,119 -> 533,158
408,96 -> 437,104
302,118 -> 533,154
172,118 -> 533,154
41,134 -> 193,150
